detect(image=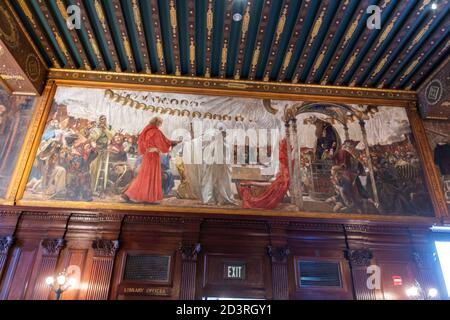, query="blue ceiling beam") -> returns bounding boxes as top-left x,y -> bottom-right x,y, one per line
83,0 -> 114,70
313,0 -> 360,83
284,0 -> 321,81
300,0 -> 341,82
384,7 -> 450,87
211,0 -> 225,77
158,0 -> 175,74
195,0 -> 206,76
140,0 -> 160,73
226,0 -> 247,77
340,0 -> 400,85
46,0 -> 83,67
29,0 -> 67,66
357,0 -> 420,86
400,28 -> 450,88
327,0 -> 379,84
8,1 -> 52,67
269,0 -> 302,80
255,0 -> 283,79
241,0 -> 264,79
